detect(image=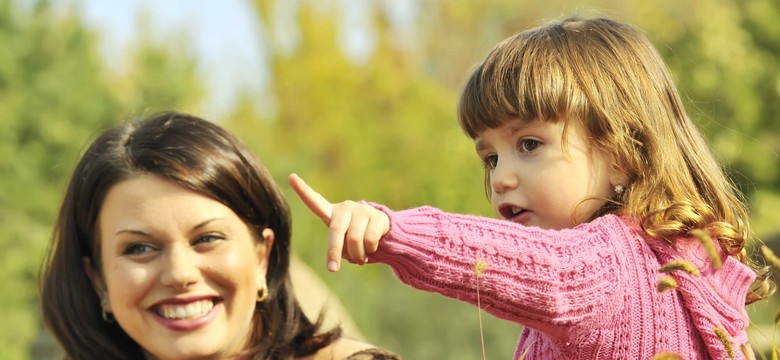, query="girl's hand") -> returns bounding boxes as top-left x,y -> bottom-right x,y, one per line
288,173 -> 390,272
